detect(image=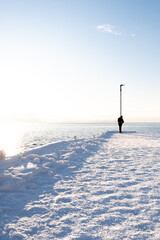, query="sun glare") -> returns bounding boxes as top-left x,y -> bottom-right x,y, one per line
0,121 -> 22,157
